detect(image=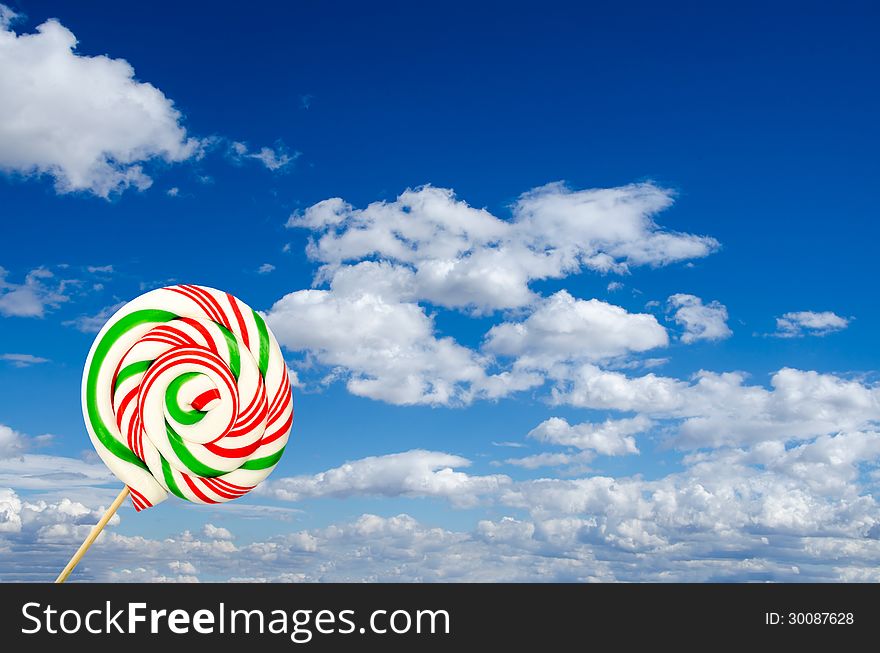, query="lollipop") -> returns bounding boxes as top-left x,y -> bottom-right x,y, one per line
56,284 -> 293,581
